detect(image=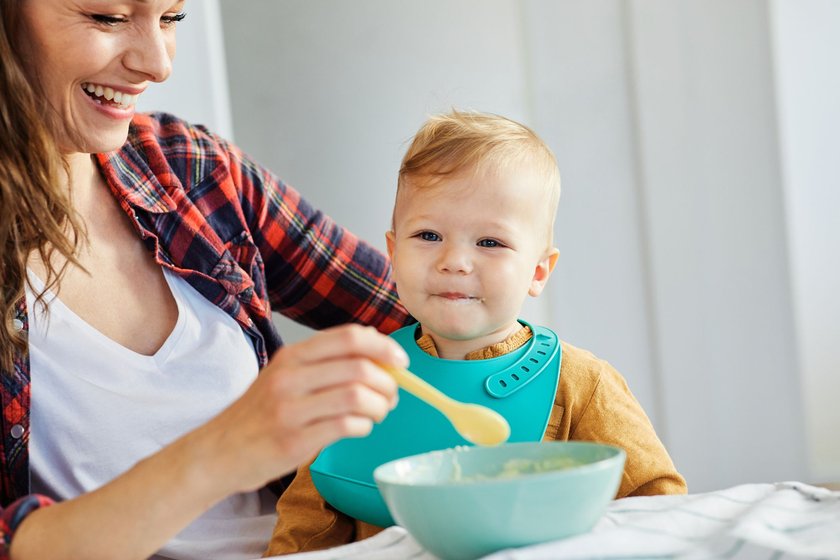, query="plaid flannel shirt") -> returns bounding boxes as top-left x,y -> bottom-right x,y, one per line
0,112 -> 409,554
